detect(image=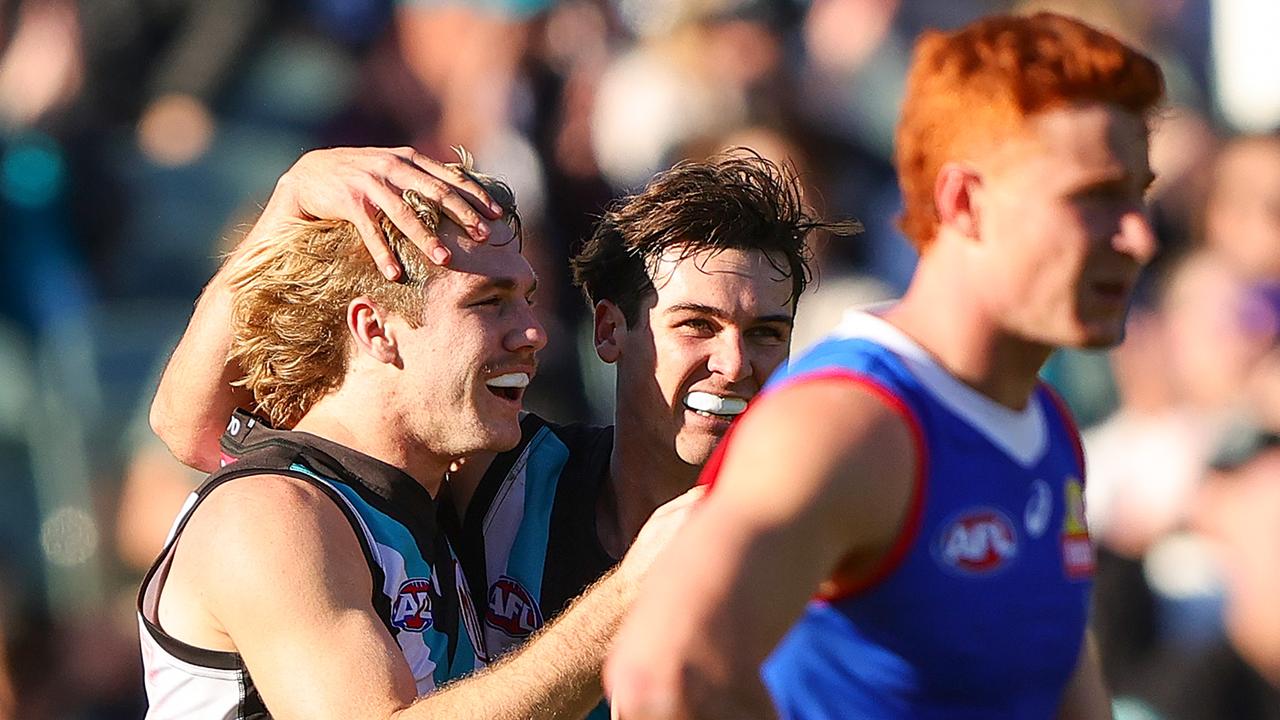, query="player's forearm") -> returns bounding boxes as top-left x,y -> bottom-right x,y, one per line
606,531 -> 779,718
398,569 -> 632,720
150,268 -> 252,472
607,500 -> 845,720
